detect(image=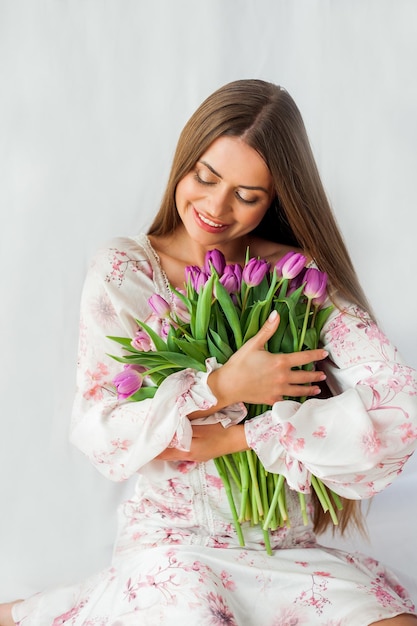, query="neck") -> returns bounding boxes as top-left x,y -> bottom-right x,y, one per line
158,226 -> 252,267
